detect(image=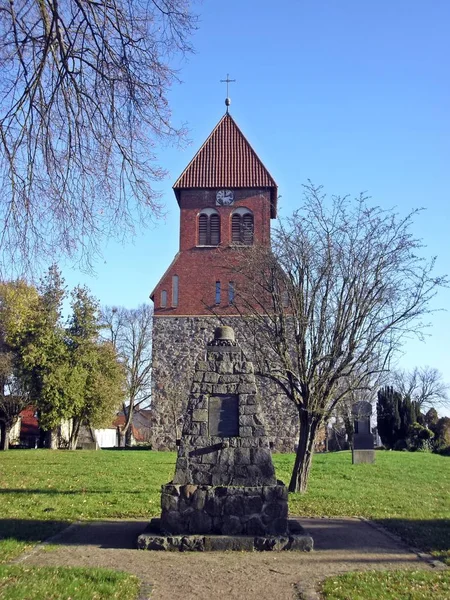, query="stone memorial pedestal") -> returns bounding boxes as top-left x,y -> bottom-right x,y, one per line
138,327 -> 313,552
